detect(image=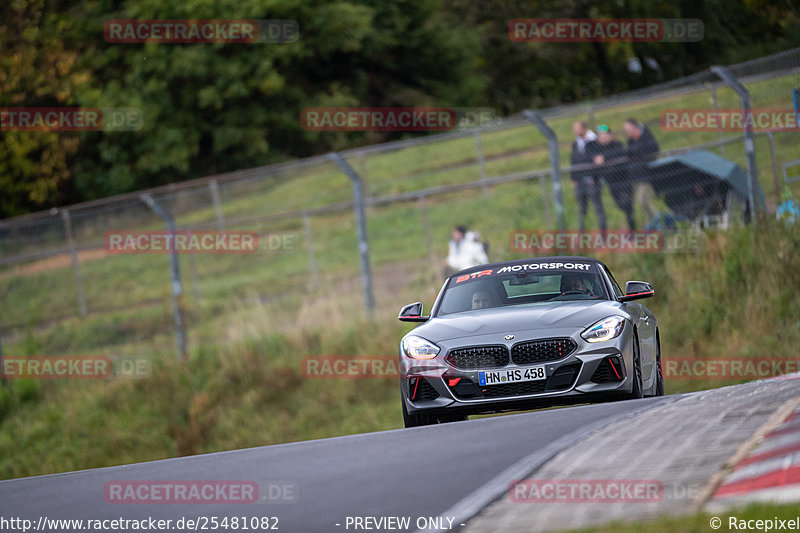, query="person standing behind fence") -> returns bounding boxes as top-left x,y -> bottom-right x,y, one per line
623,118 -> 660,227
593,125 -> 634,231
442,226 -> 489,279
570,121 -> 607,231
